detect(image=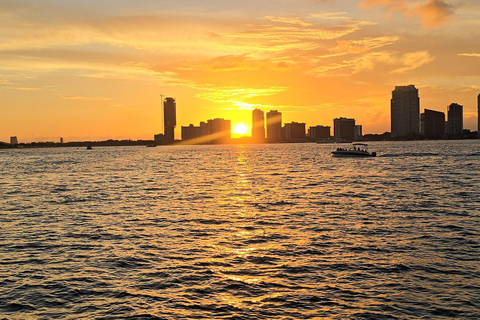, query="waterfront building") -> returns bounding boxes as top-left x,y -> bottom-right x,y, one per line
181,119 -> 230,144
309,125 -> 330,141
423,109 -> 445,139
163,97 -> 176,144
447,103 -> 463,138
252,109 -> 265,142
266,110 -> 282,142
207,118 -> 231,144
284,122 -> 306,142
391,85 -> 420,138
355,125 -> 363,141
478,94 -> 480,137
10,136 -> 18,145
333,117 -> 355,141
181,124 -> 201,142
